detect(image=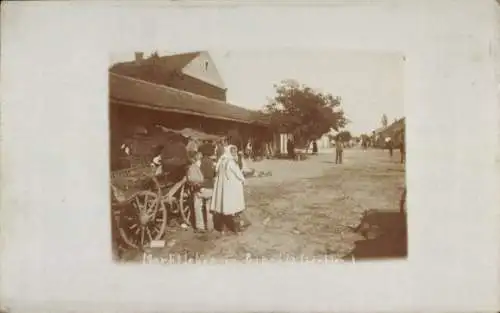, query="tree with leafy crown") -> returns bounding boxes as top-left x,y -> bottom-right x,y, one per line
262,79 -> 348,150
